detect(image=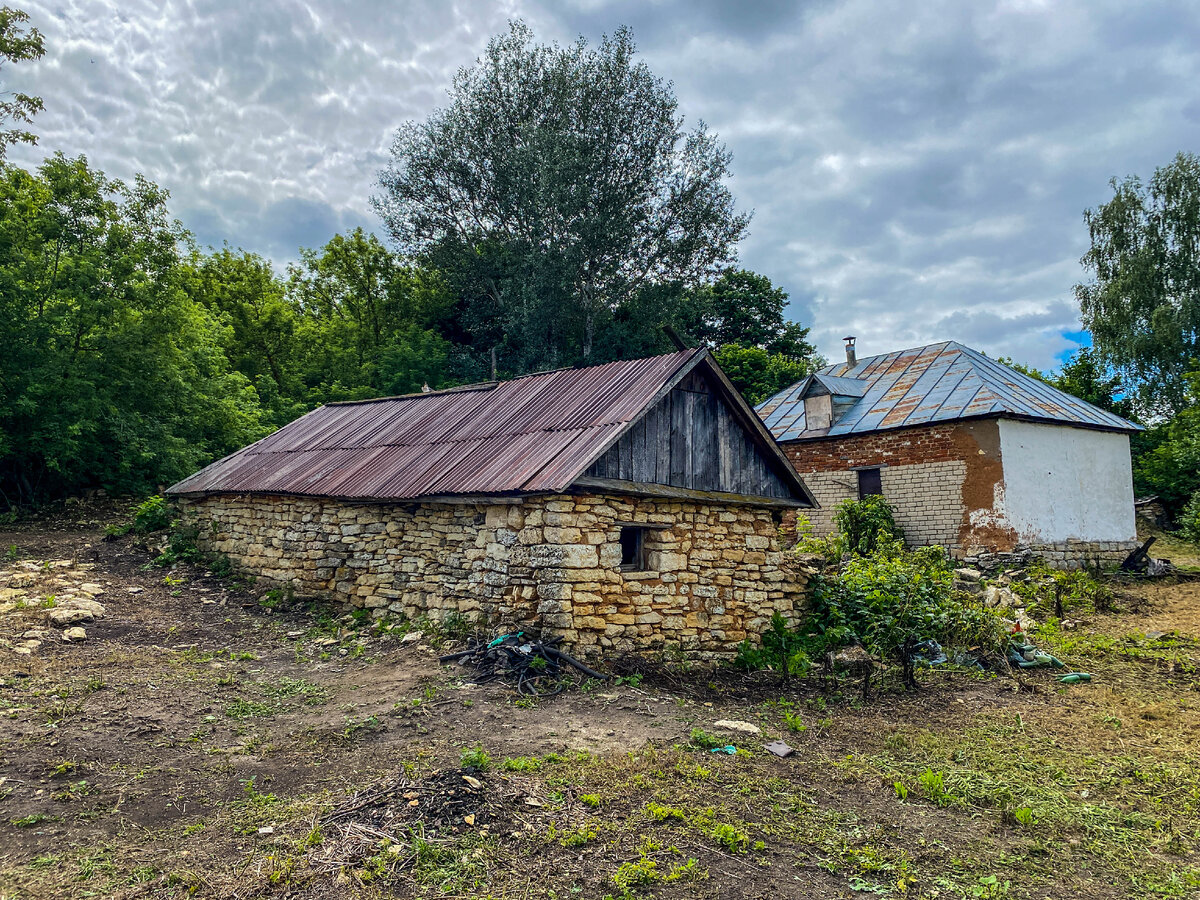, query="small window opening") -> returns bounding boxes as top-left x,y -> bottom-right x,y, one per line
619,526 -> 649,571
857,467 -> 883,499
